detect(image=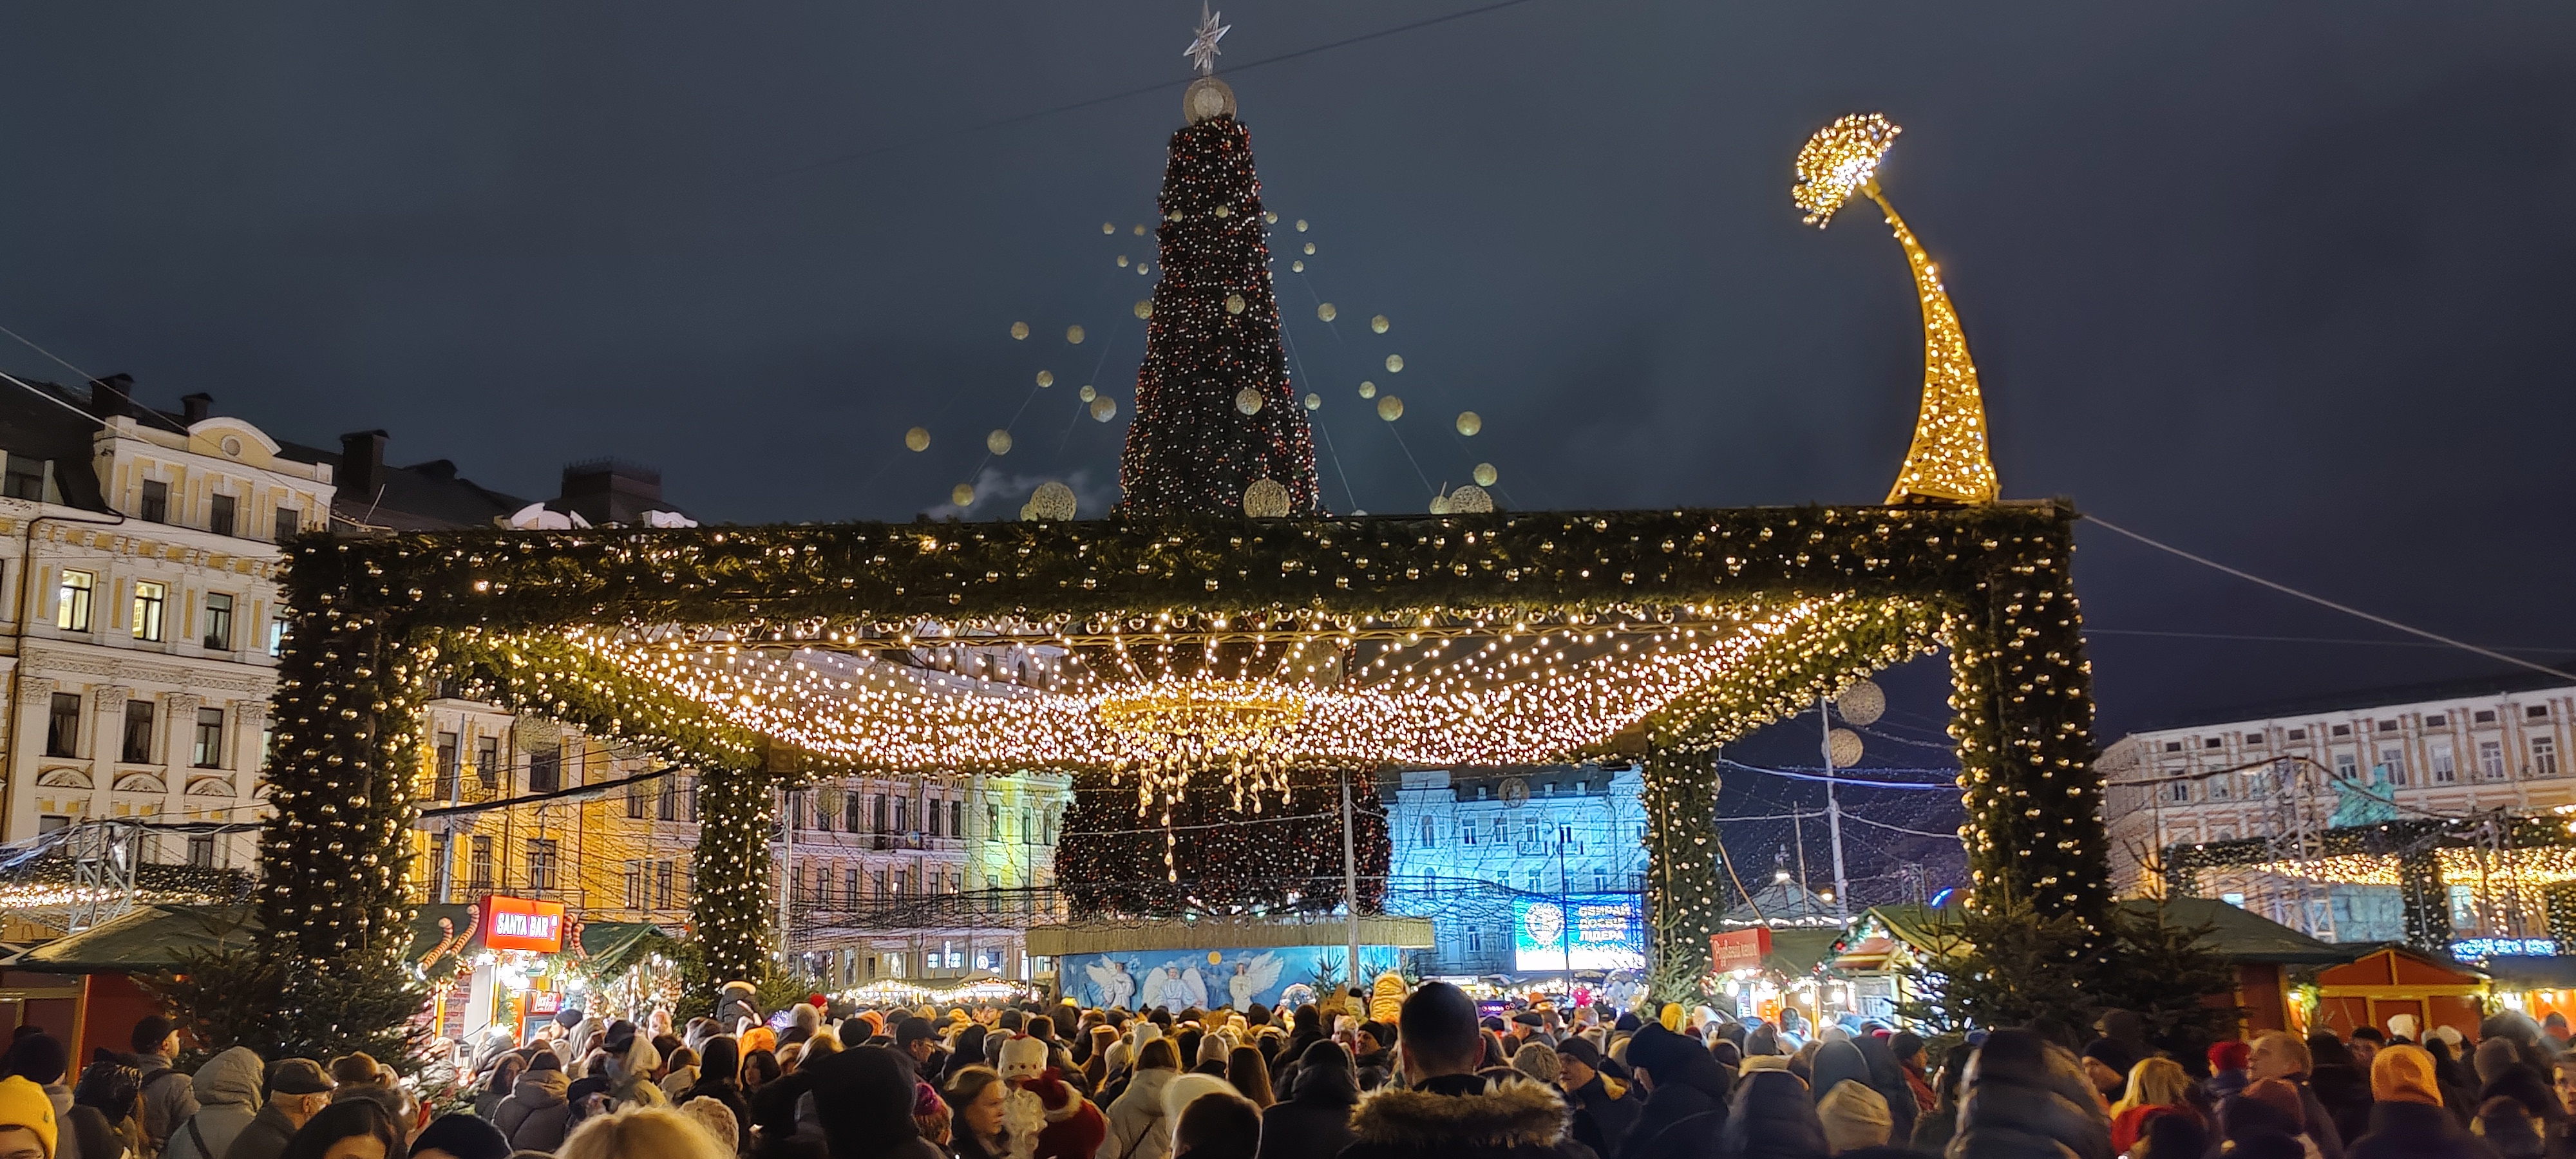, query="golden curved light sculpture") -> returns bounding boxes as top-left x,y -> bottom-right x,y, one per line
1795,114 -> 2000,505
